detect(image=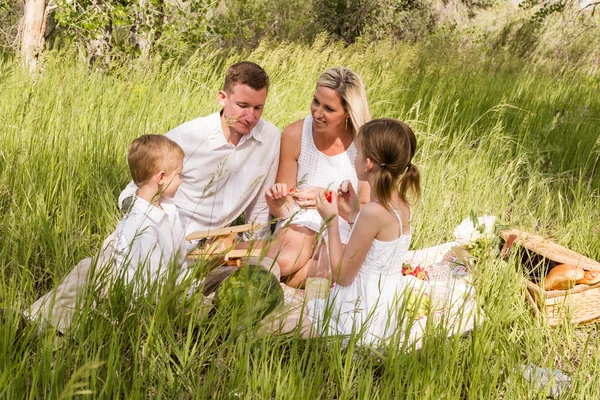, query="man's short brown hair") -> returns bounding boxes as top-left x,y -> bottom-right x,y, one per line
224,61 -> 269,93
127,134 -> 184,186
